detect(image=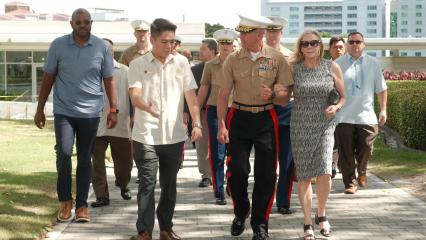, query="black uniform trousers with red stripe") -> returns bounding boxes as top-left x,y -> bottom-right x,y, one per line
226,108 -> 279,233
